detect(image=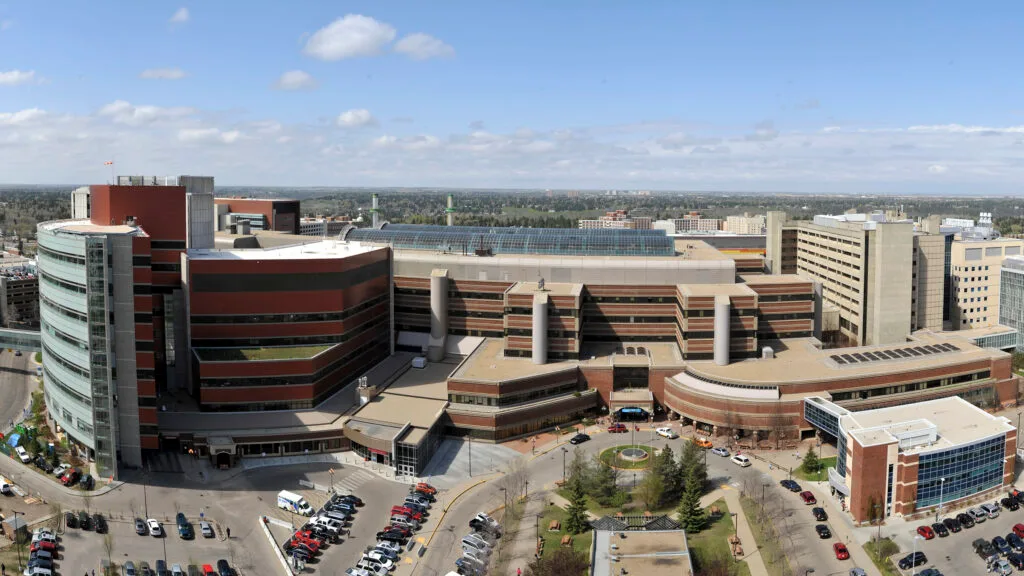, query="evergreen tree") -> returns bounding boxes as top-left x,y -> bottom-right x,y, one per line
590,458 -> 620,506
654,446 -> 680,505
802,446 -> 820,475
636,472 -> 664,511
564,471 -> 590,535
678,441 -> 708,494
676,481 -> 707,533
